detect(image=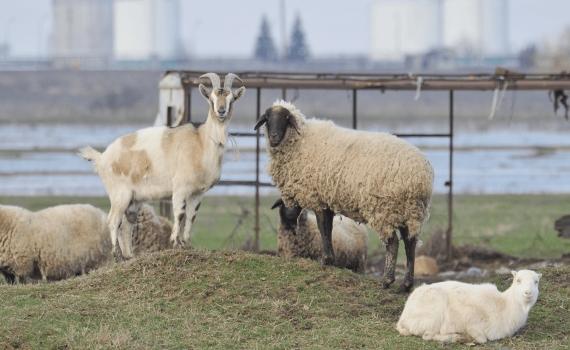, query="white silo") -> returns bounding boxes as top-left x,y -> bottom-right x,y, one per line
370,1 -> 439,61
442,0 -> 508,57
52,0 -> 113,57
480,0 -> 508,56
113,0 -> 180,60
442,0 -> 482,56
